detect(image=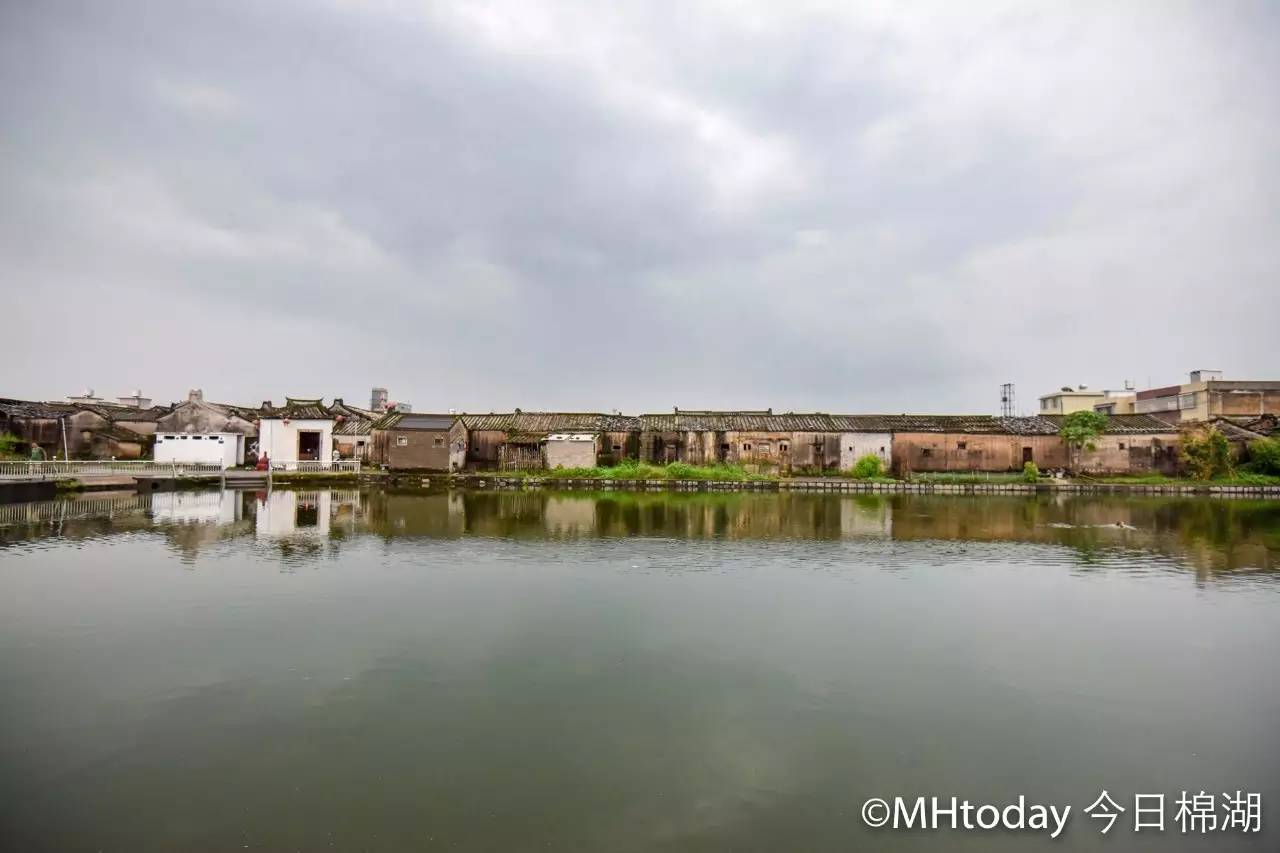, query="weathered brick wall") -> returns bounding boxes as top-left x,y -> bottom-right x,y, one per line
384,429 -> 450,470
